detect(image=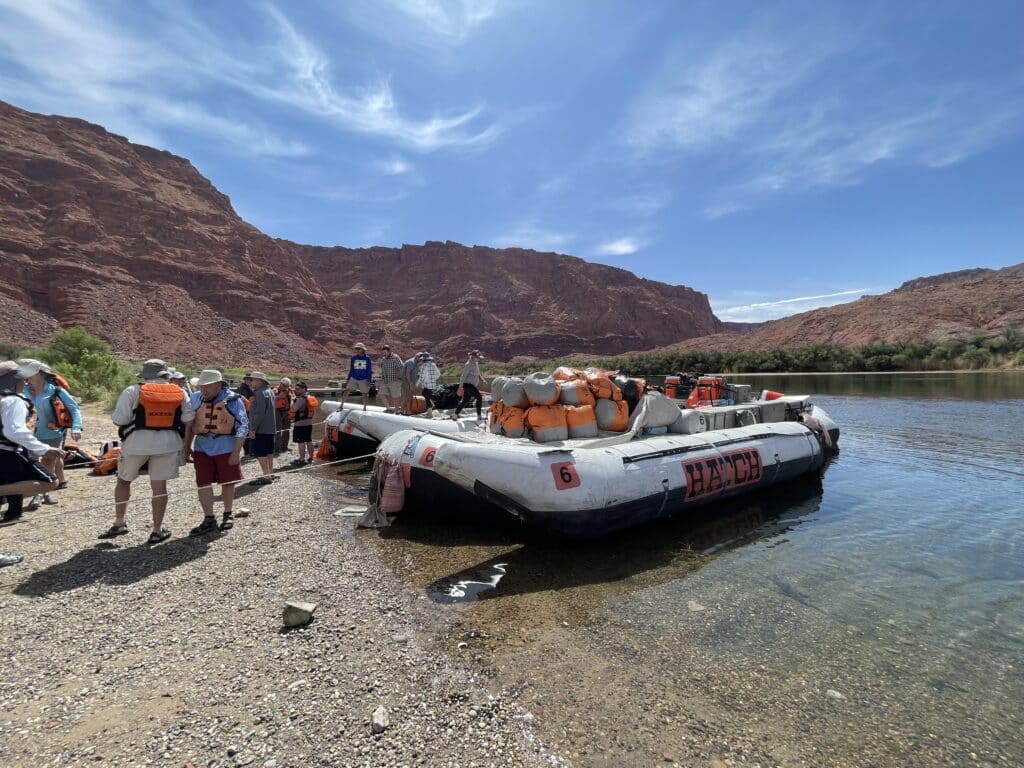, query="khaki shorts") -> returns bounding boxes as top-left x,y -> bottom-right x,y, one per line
380,381 -> 402,399
118,451 -> 180,482
345,379 -> 370,395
